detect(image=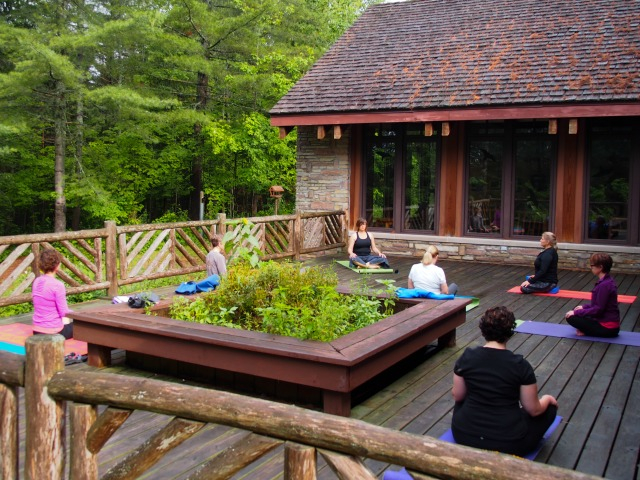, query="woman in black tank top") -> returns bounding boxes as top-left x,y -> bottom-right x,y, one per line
347,218 -> 392,269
